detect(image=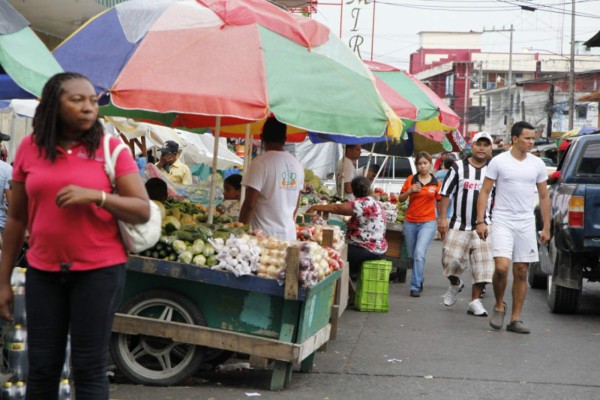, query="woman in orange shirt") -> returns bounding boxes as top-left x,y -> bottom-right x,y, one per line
399,151 -> 441,297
